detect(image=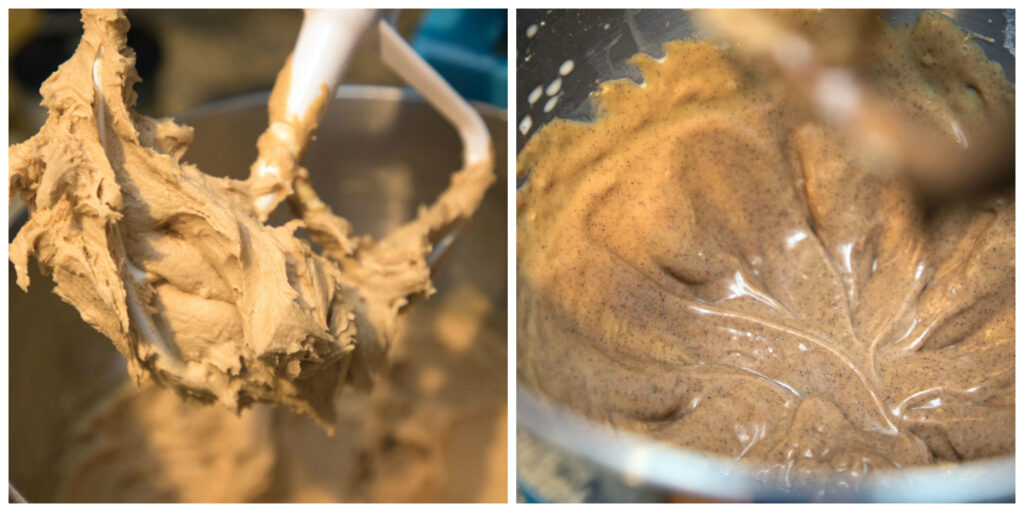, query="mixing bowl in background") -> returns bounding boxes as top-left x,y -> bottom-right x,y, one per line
515,9 -> 1015,503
